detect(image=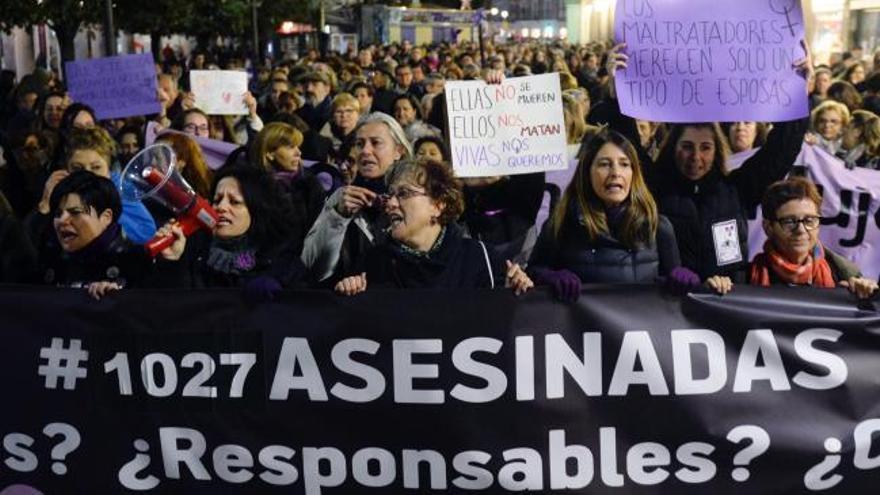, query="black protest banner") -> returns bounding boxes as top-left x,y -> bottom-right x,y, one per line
1,284 -> 879,494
